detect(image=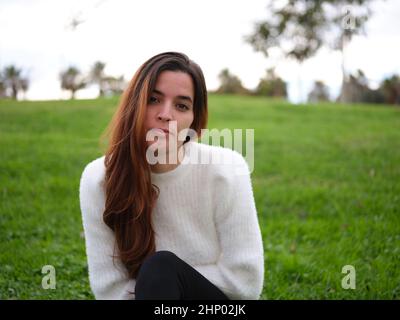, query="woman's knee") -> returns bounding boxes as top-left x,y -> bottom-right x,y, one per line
135,251 -> 183,299
139,250 -> 180,275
